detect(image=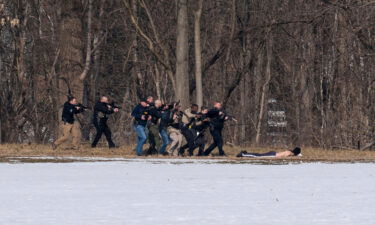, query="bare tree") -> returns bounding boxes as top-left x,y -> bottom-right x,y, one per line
79,0 -> 93,81
1,0 -> 375,149
193,0 -> 203,107
175,0 -> 190,108
255,32 -> 272,145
